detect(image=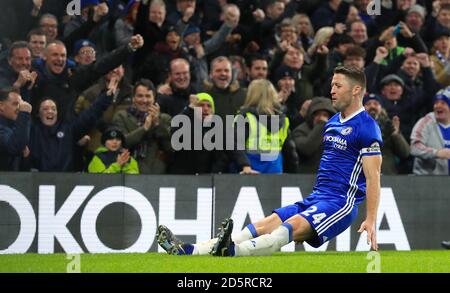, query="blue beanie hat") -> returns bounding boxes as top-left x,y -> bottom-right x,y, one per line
434,87 -> 450,108
73,39 -> 96,55
363,93 -> 383,106
81,0 -> 100,9
274,64 -> 297,83
183,25 -> 201,37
